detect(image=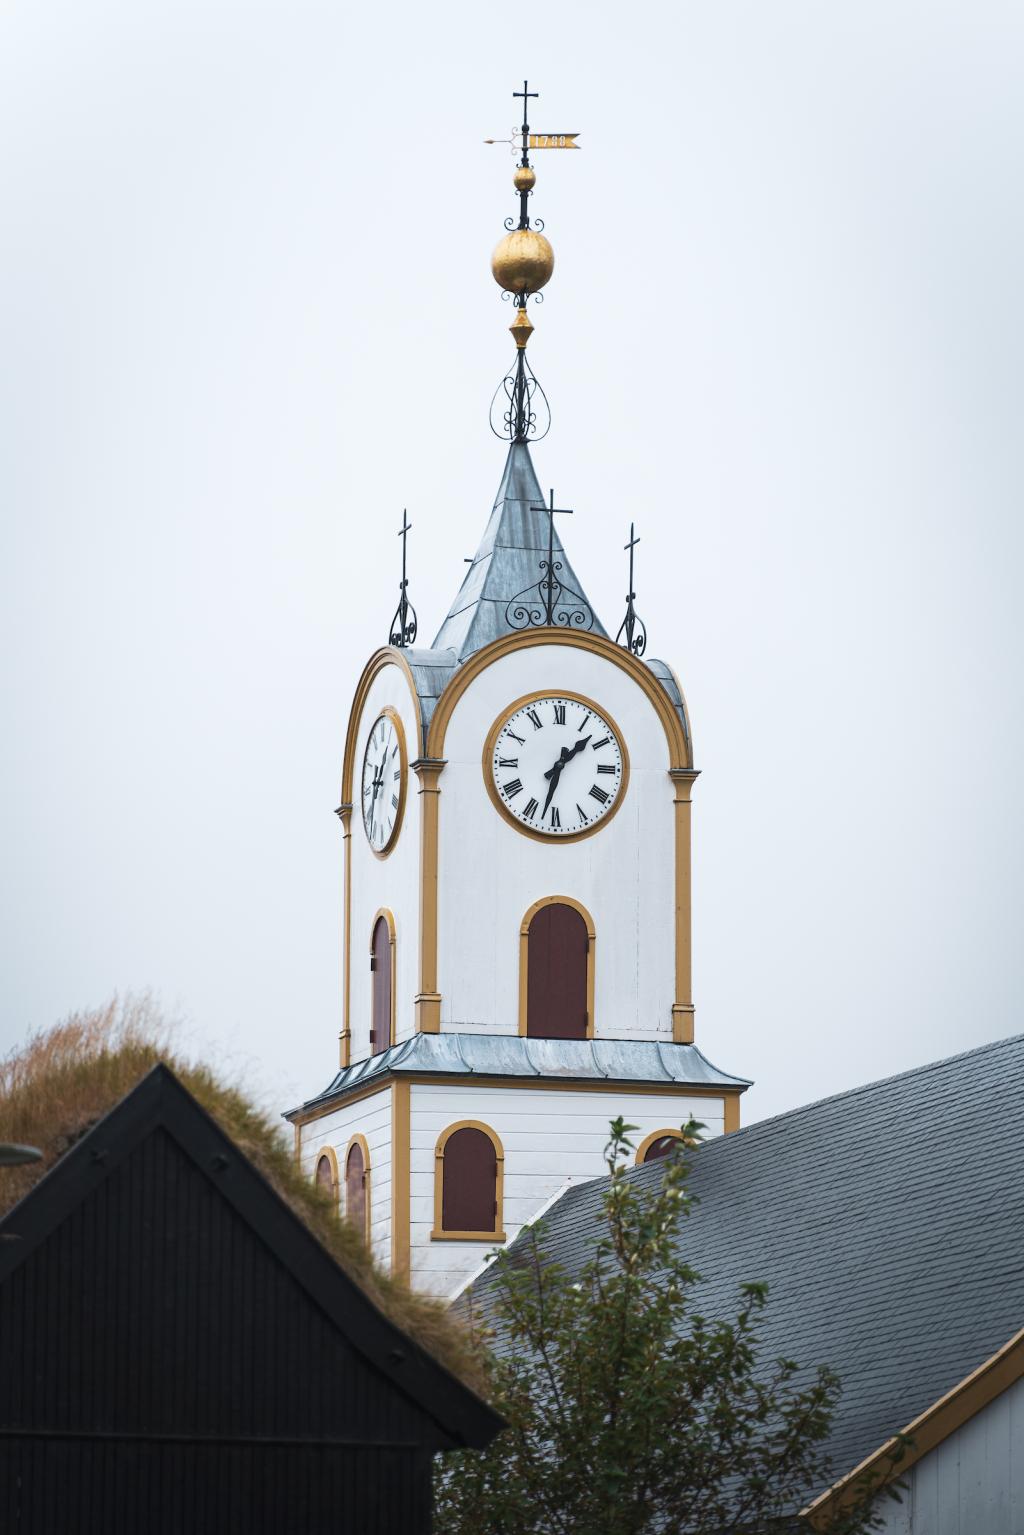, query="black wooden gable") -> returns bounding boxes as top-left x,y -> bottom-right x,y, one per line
0,1065 -> 500,1533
